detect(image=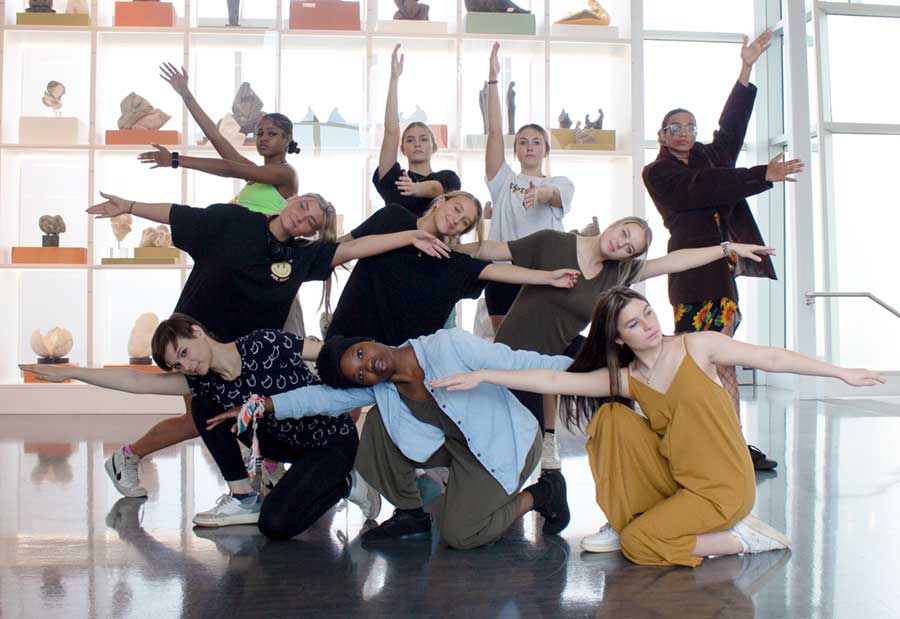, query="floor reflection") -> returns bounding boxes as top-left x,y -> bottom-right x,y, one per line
1,388 -> 899,618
